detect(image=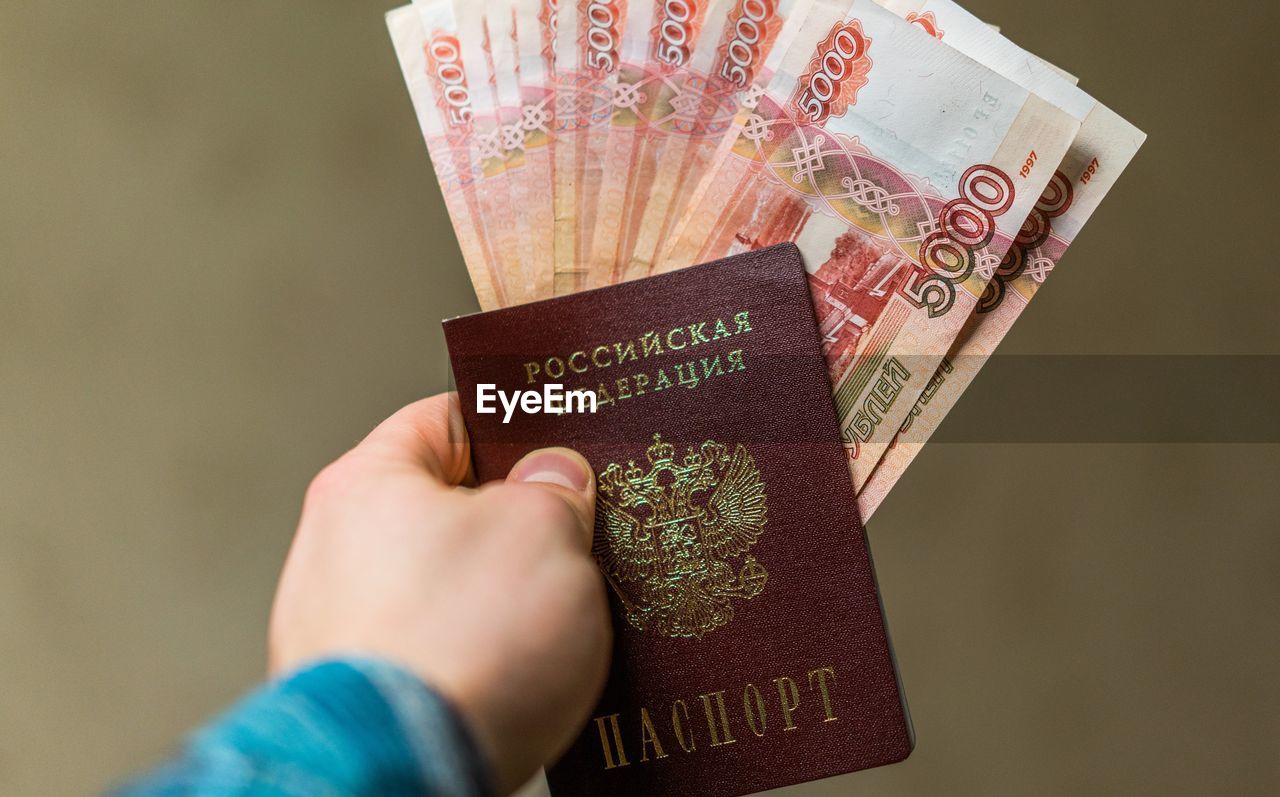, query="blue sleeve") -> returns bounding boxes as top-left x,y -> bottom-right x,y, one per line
110,658 -> 494,797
